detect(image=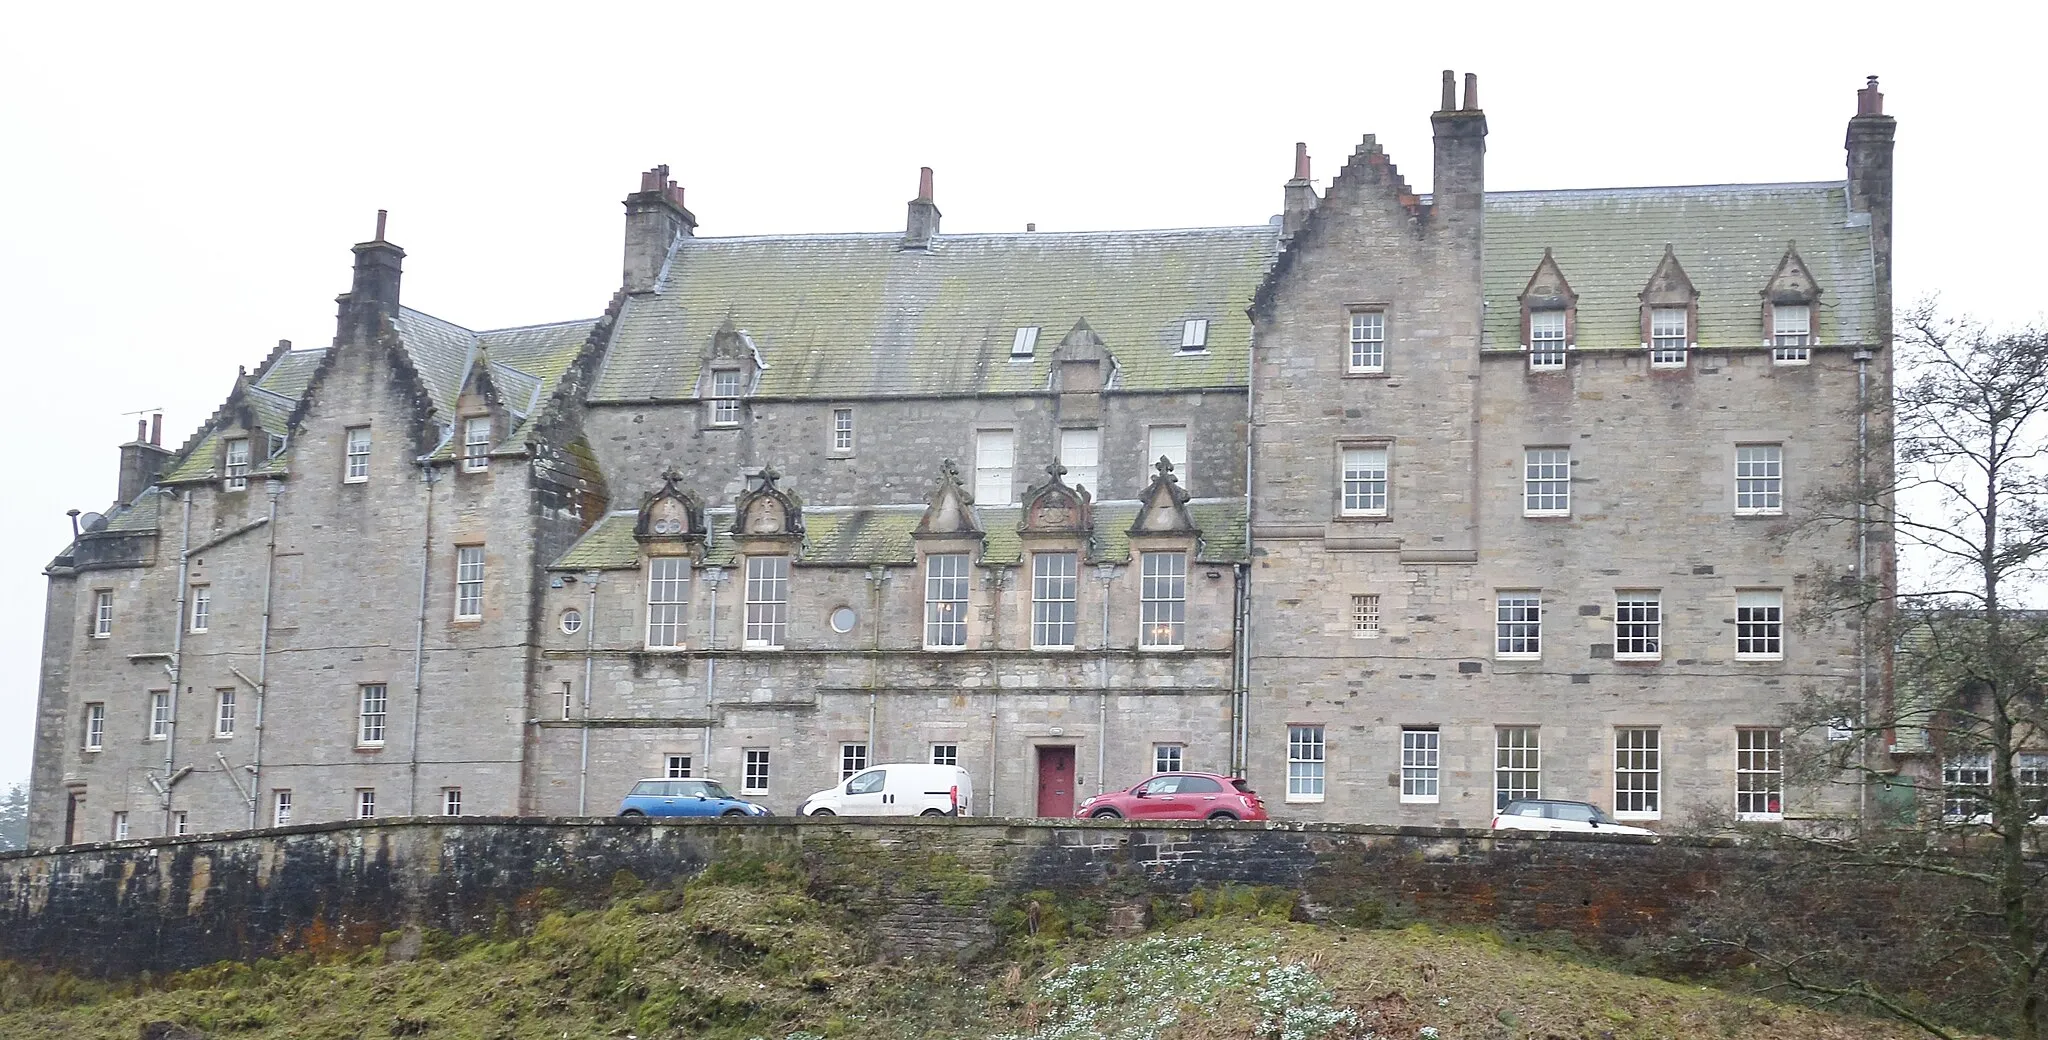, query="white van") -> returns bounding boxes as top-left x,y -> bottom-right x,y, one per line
799,763 -> 973,817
